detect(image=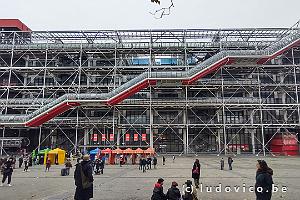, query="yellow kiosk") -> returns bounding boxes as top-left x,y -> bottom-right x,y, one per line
45,148 -> 66,165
